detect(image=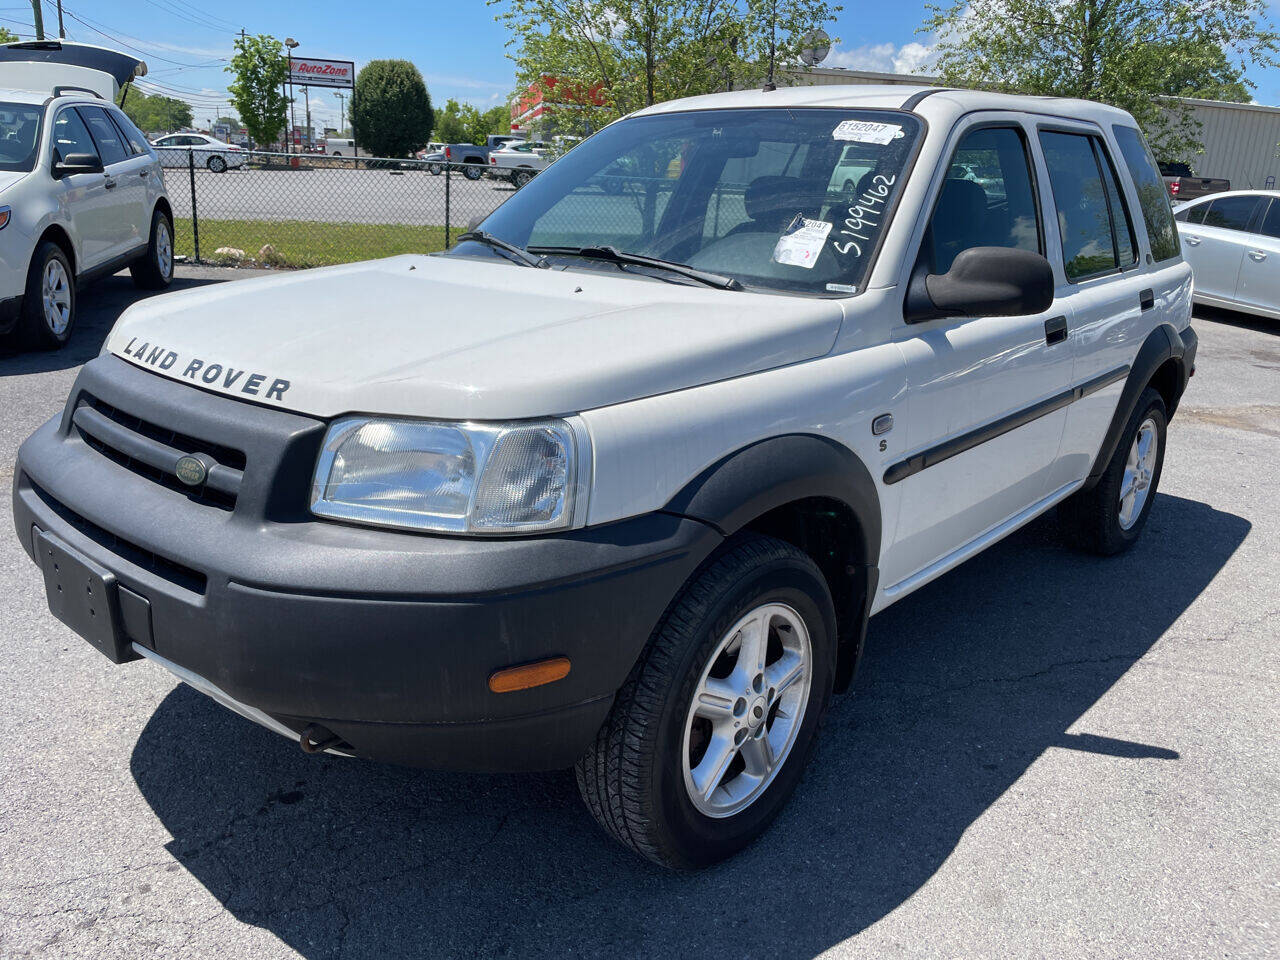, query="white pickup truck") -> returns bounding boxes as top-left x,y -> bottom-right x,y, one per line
13,84 -> 1195,868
